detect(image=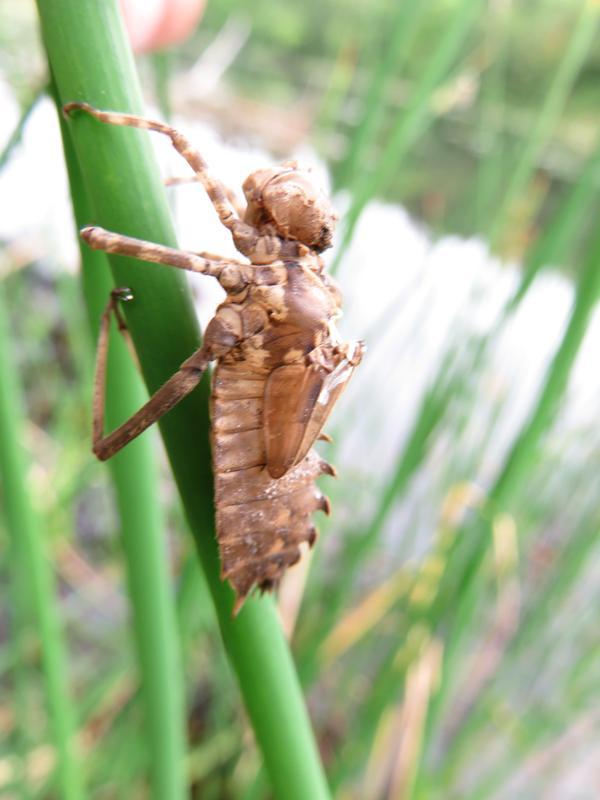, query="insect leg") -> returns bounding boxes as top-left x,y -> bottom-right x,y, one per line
165,175 -> 246,218
64,102 -> 241,232
63,103 -> 294,262
92,290 -> 243,461
81,225 -> 232,281
93,289 -> 132,456
98,285 -> 140,367
93,321 -> 212,461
